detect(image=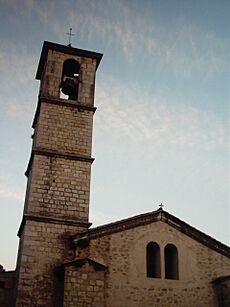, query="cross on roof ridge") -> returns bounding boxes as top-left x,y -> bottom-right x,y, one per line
159,203 -> 164,209
66,28 -> 75,47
